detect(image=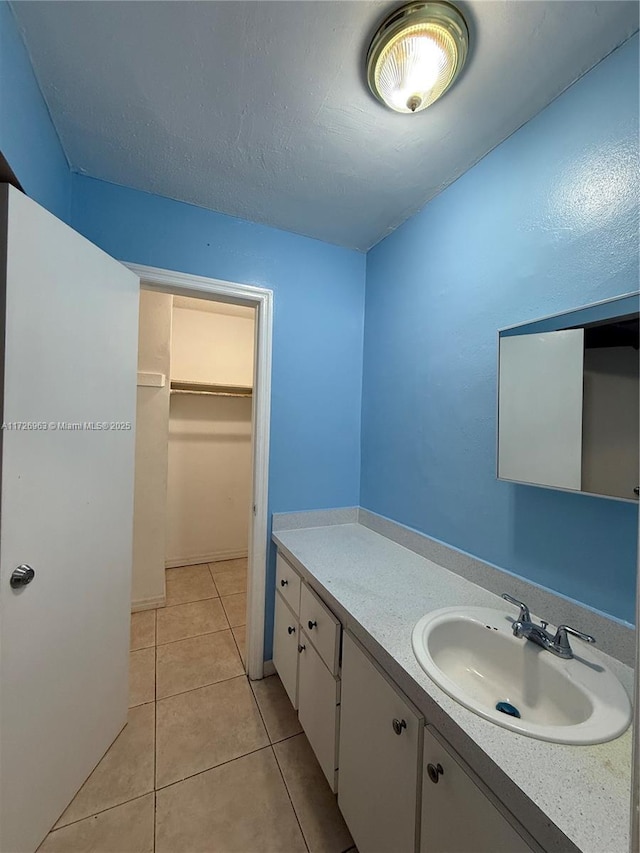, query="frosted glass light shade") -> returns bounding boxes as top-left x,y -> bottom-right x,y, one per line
367,2 -> 468,114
